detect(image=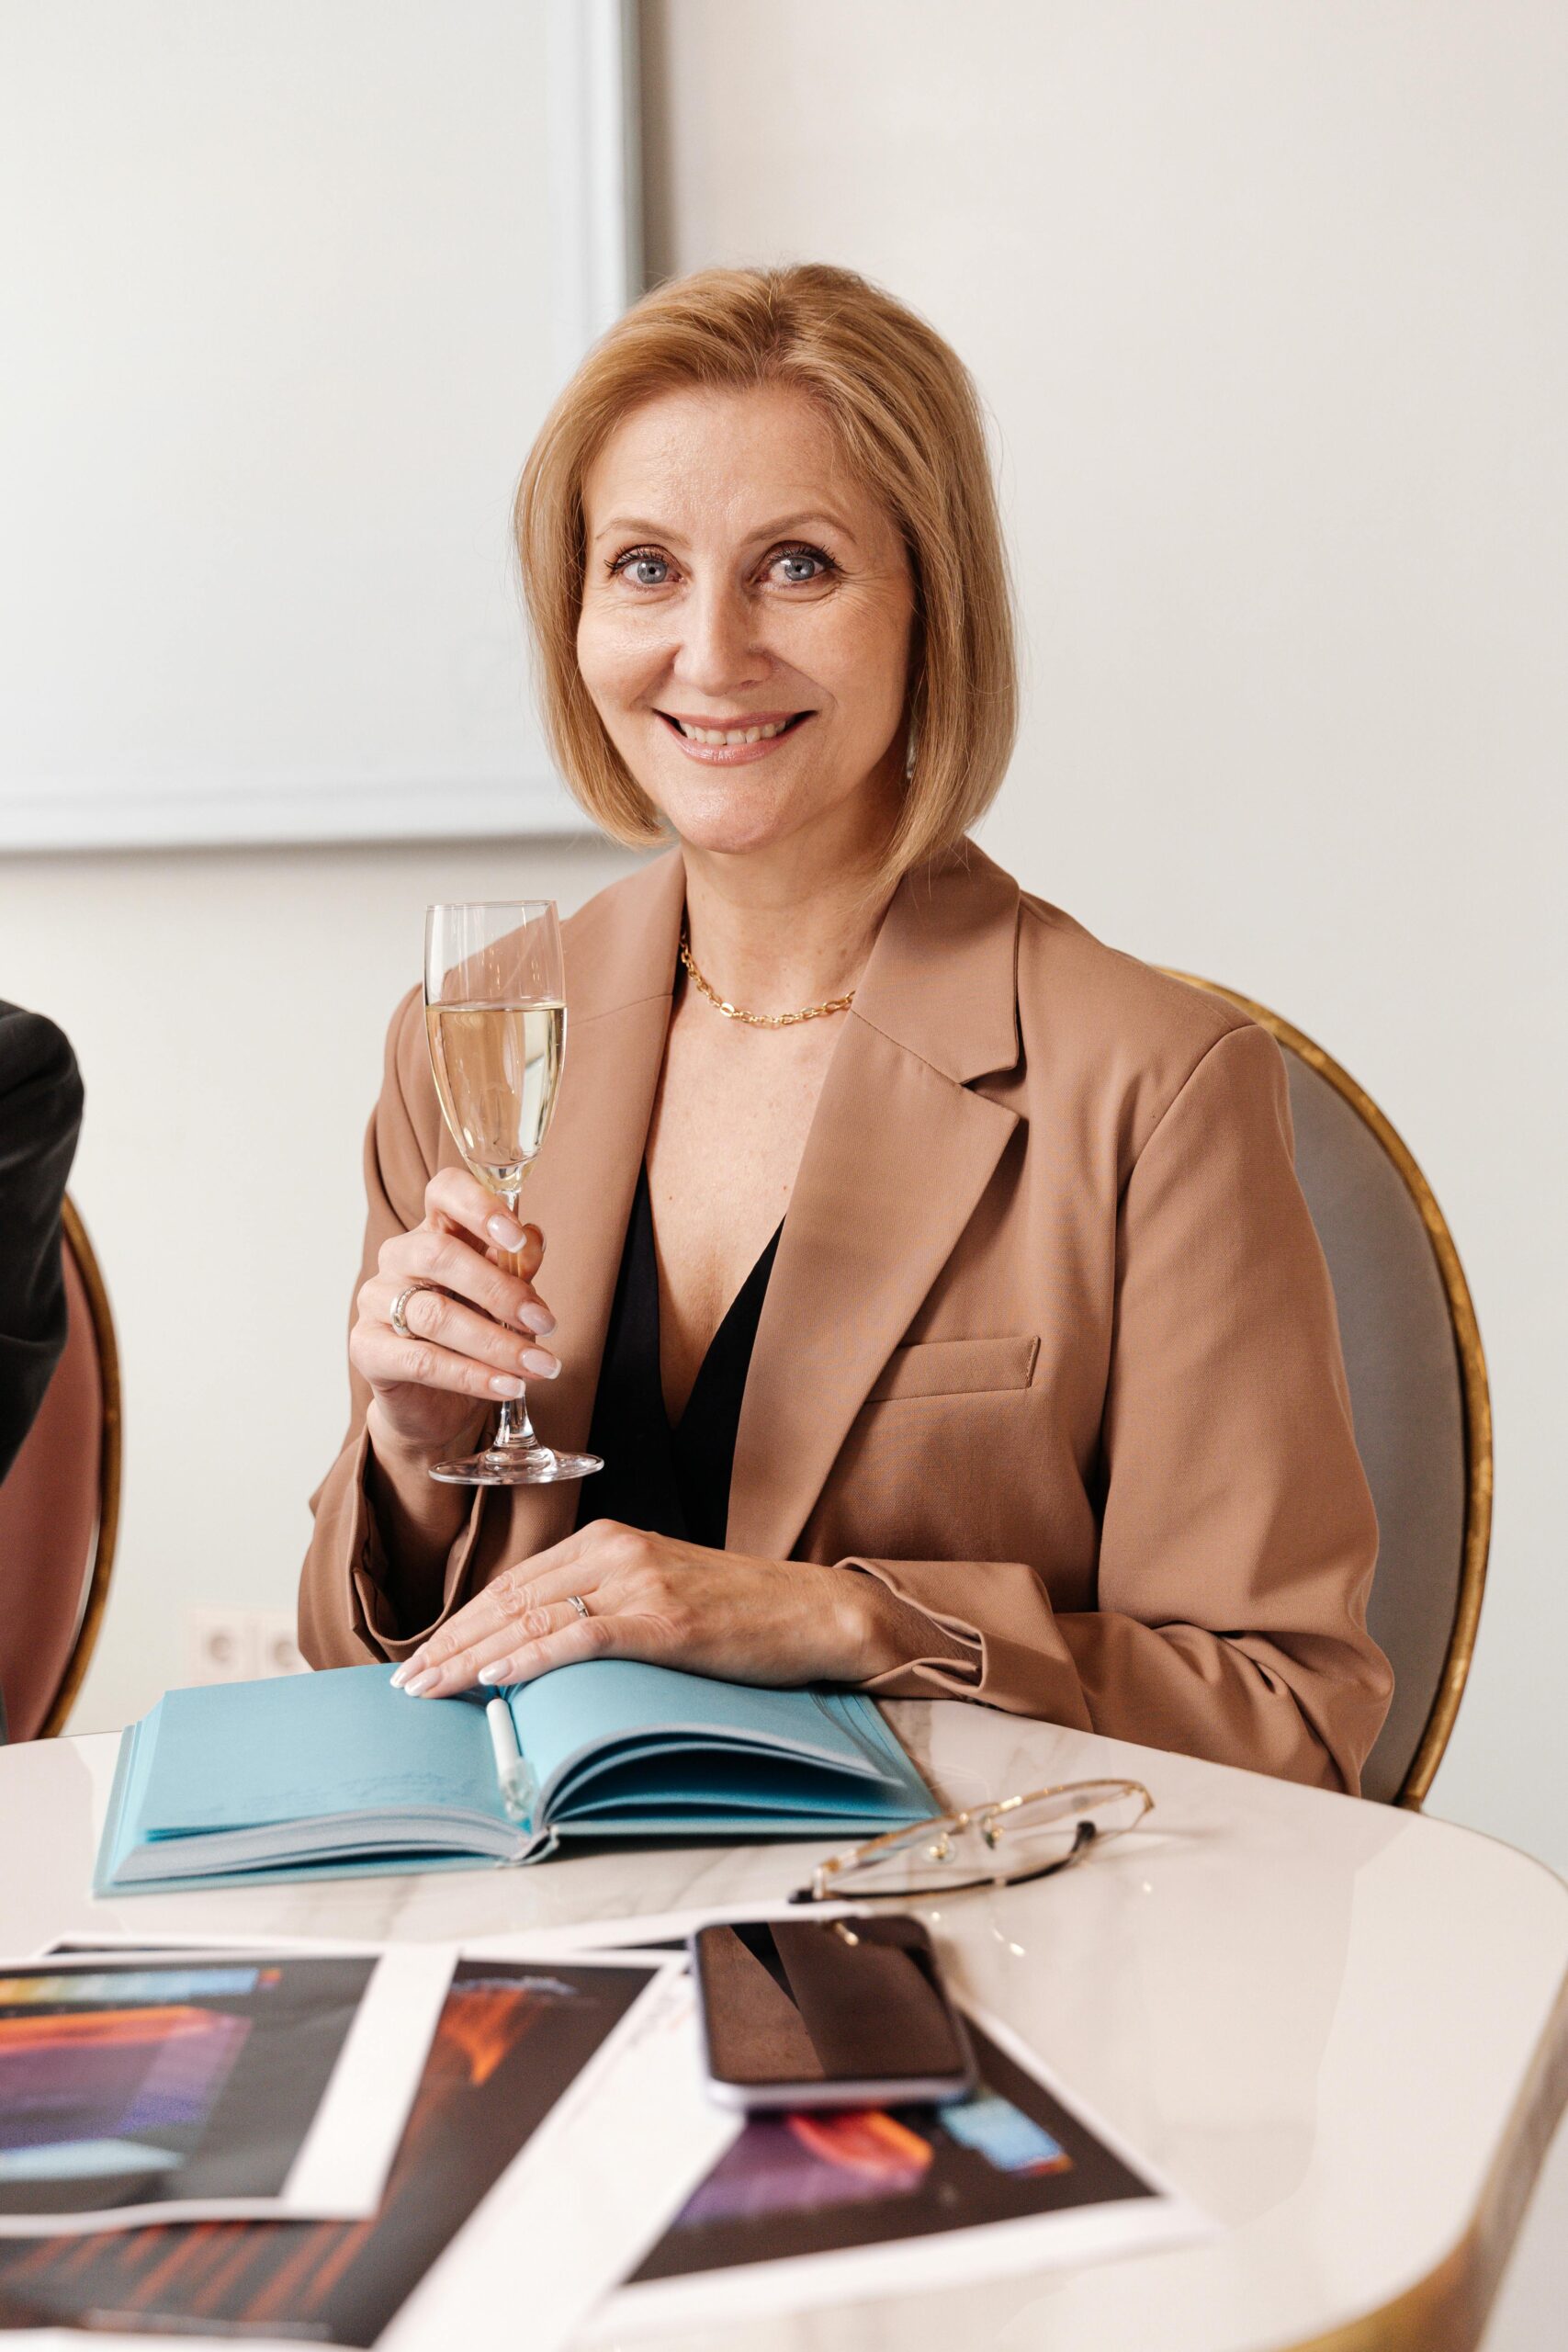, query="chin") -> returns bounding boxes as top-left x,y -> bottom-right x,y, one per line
668,813 -> 795,860
643,775 -> 808,860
